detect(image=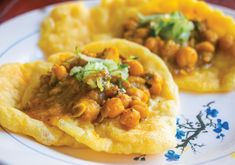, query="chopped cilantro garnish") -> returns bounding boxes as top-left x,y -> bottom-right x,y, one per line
128,55 -> 139,60
70,53 -> 129,91
138,12 -> 194,44
74,46 -> 81,55
117,79 -> 126,93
